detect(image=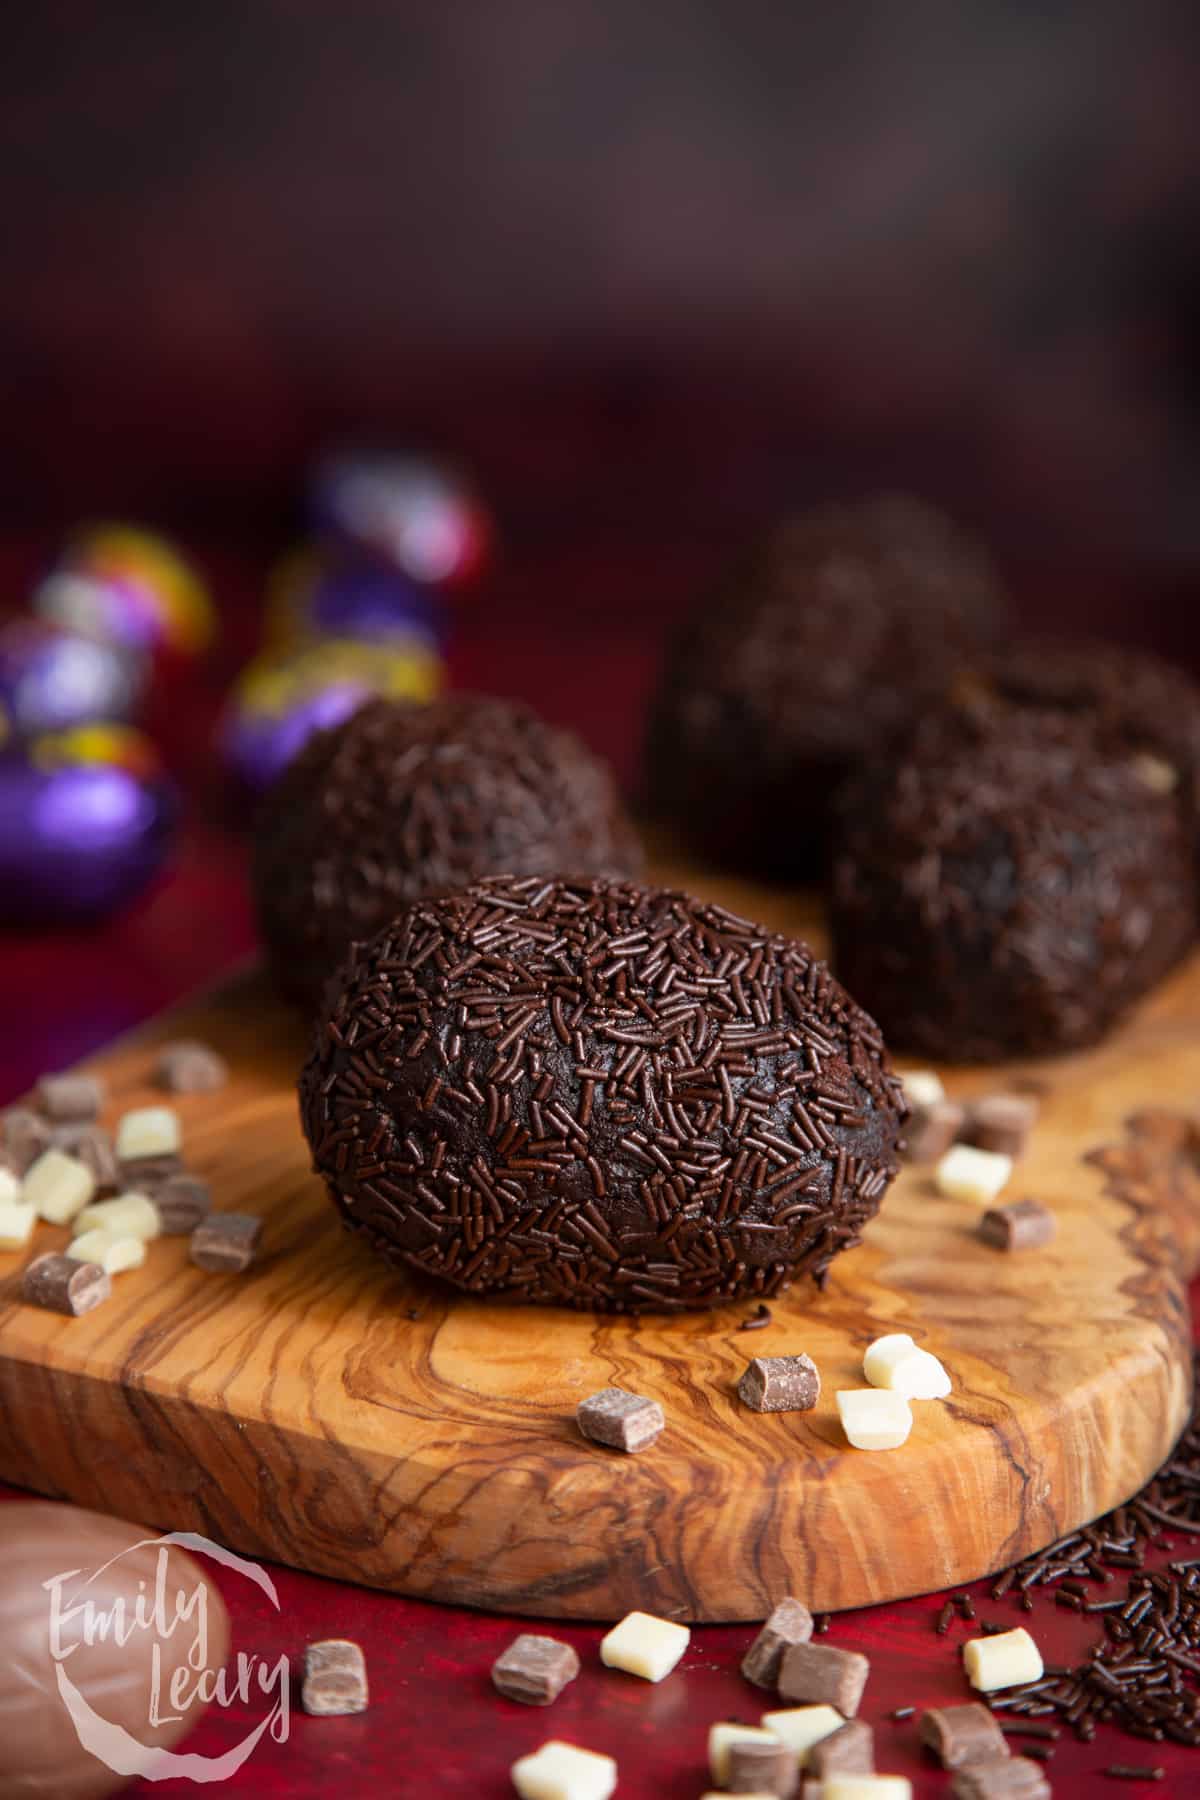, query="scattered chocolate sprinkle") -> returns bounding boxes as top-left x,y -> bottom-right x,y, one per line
890,1705 -> 916,1721
299,874 -> 906,1310
255,694 -> 644,1009
936,1600 -> 956,1635
1103,1768 -> 1165,1782
740,1303 -> 773,1331
830,703 -> 1198,1061
814,1614 -> 831,1635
